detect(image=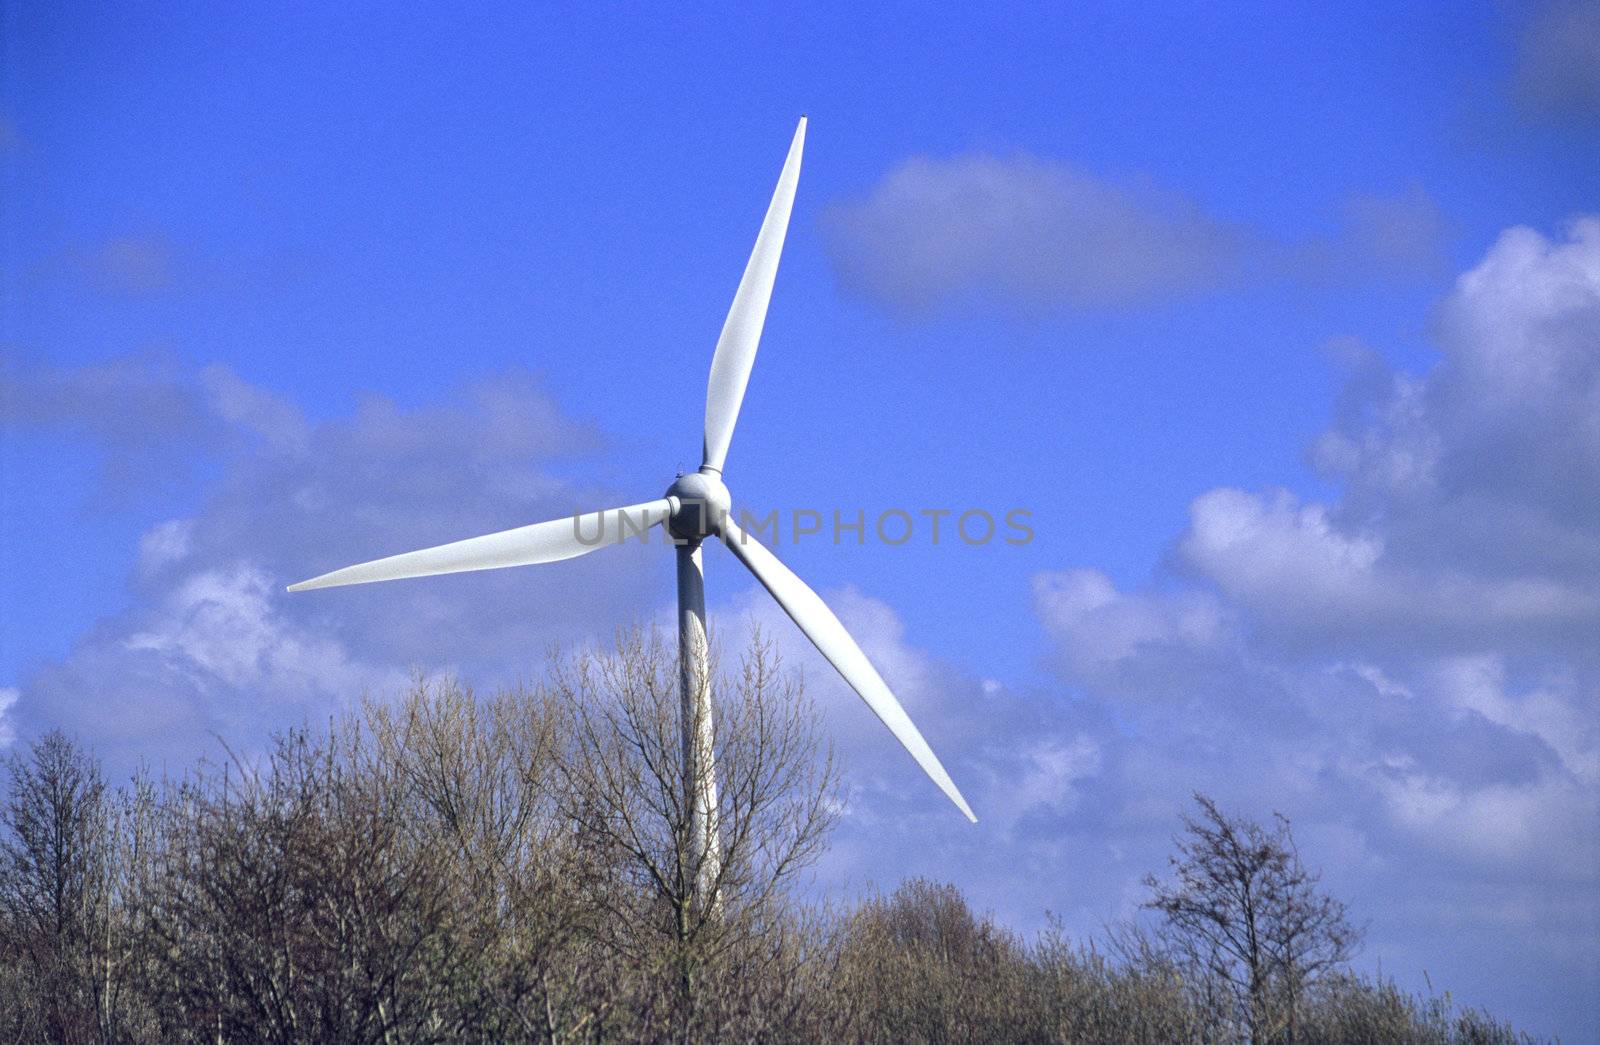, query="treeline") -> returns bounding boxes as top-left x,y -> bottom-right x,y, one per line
1,632 -> 1539,1043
